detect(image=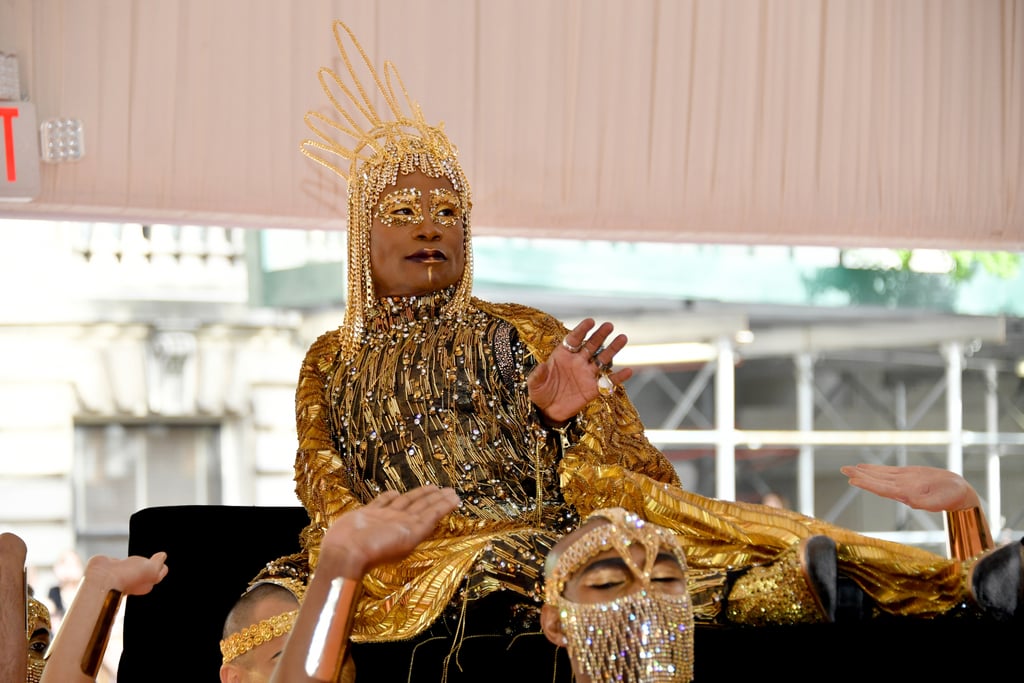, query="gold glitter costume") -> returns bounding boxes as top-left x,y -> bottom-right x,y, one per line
289,19 -> 982,654
294,292 -> 973,642
294,285 -> 681,641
